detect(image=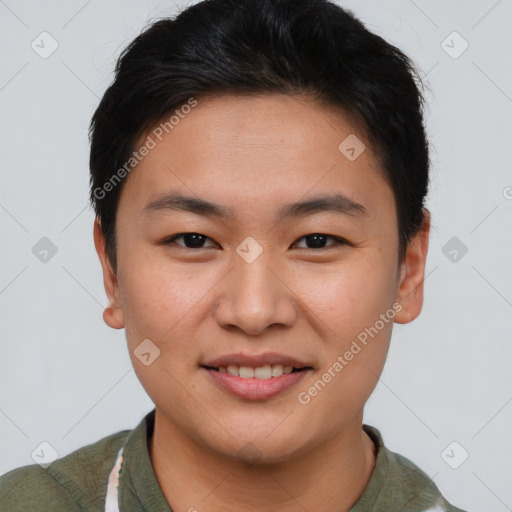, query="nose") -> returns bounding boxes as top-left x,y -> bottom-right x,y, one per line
213,250 -> 298,336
